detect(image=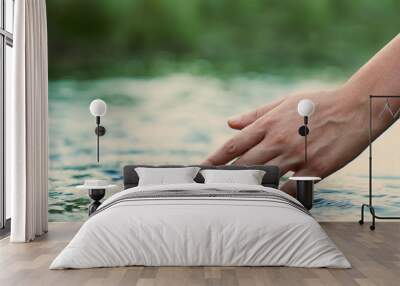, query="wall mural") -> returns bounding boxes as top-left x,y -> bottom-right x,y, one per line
48,0 -> 400,221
